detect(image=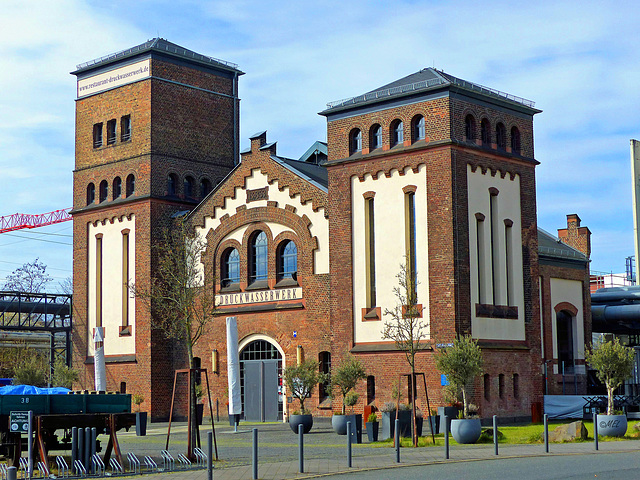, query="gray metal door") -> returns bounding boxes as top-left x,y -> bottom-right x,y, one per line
243,360 -> 279,422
